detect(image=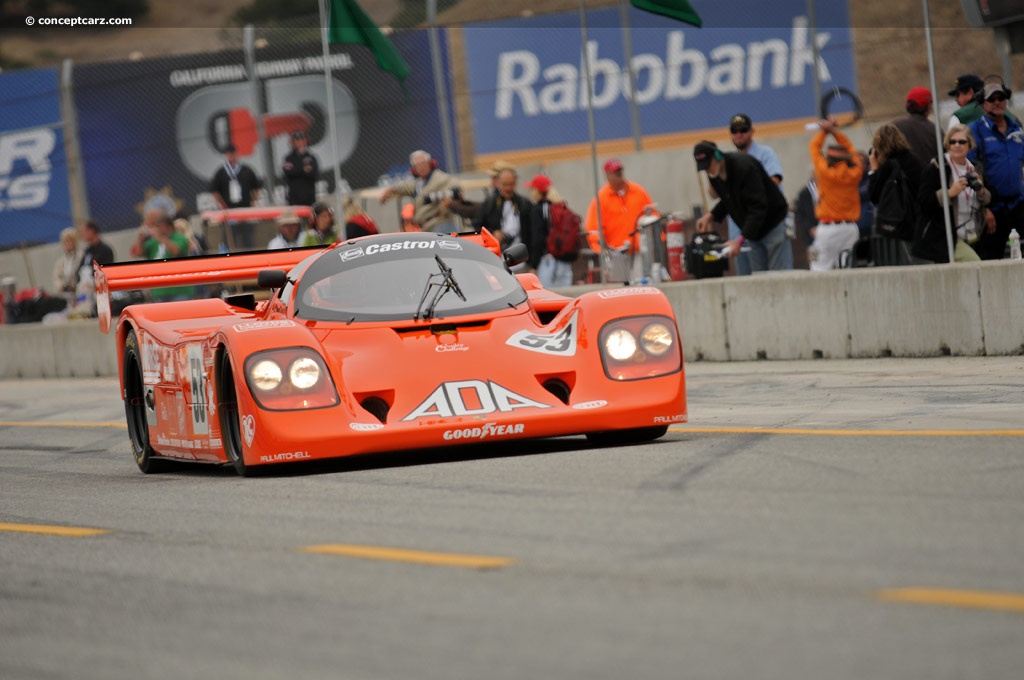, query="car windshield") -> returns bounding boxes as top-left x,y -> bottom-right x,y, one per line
293,233 -> 527,322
